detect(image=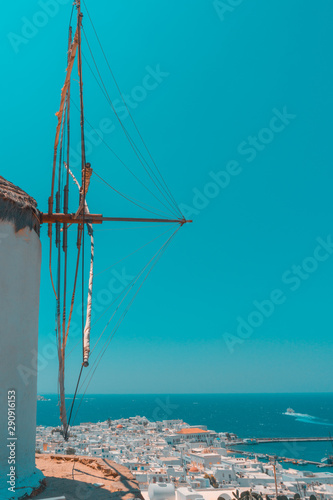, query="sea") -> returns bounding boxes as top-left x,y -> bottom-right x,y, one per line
37,393 -> 333,473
